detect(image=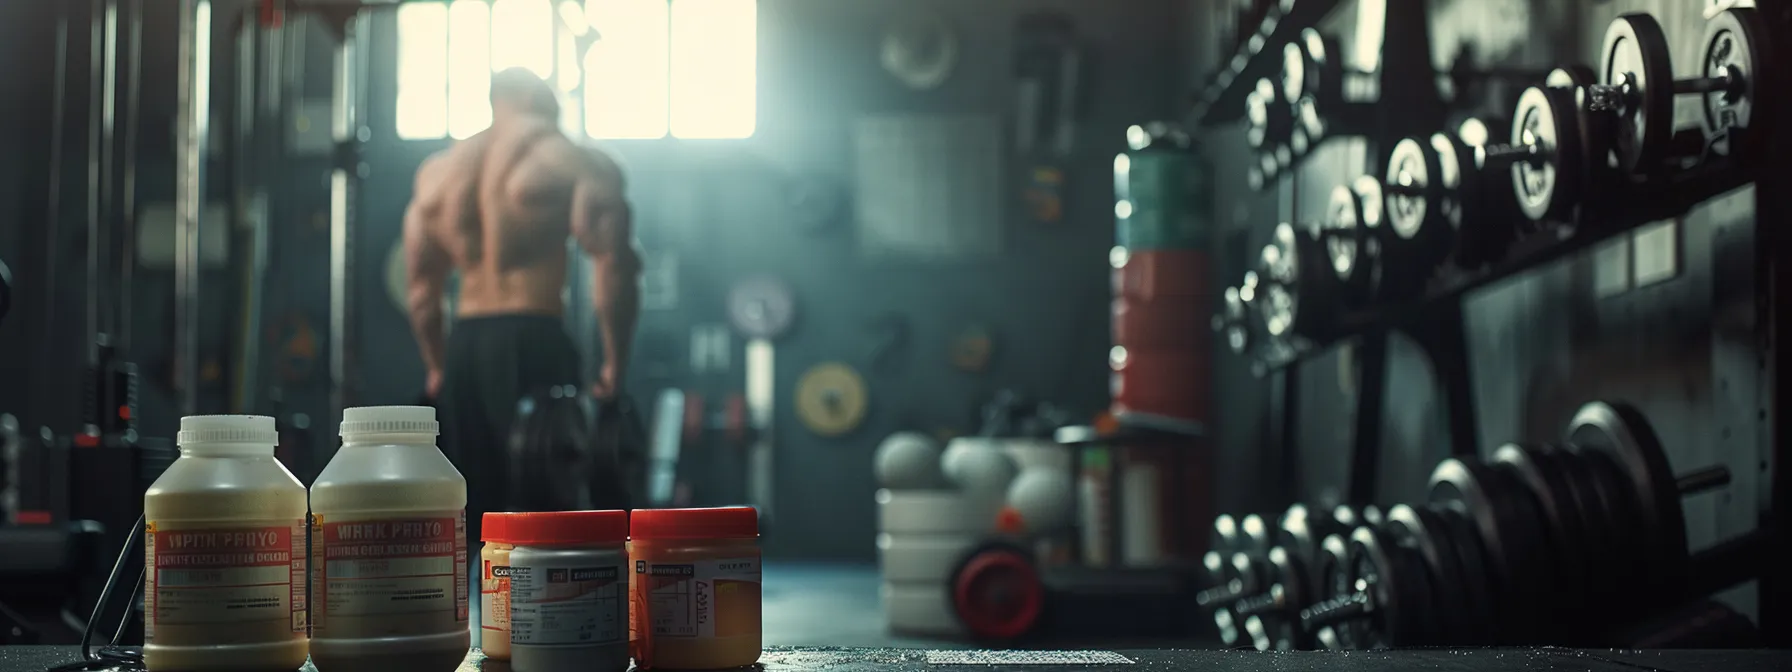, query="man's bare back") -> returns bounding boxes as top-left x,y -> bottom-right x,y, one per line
404,102 -> 639,398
